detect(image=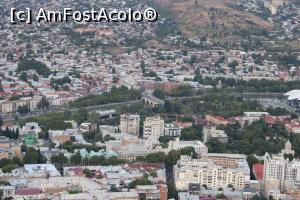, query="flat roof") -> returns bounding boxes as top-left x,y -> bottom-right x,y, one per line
284,90 -> 300,100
